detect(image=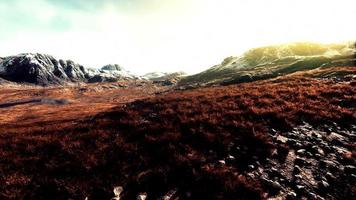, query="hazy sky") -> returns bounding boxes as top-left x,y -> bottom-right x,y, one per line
0,0 -> 355,74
